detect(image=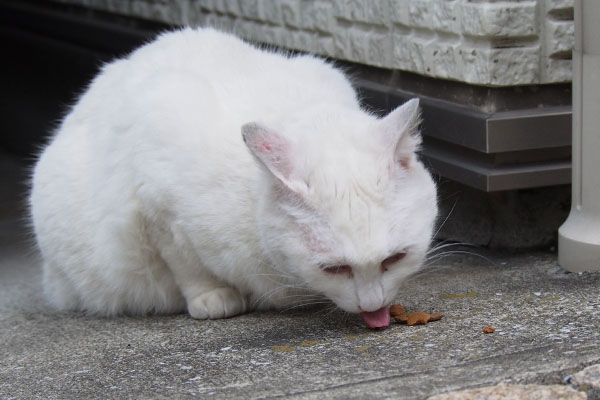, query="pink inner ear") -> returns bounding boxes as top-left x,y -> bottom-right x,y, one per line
388,156 -> 410,170
253,134 -> 279,154
261,142 -> 272,151
249,128 -> 294,180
